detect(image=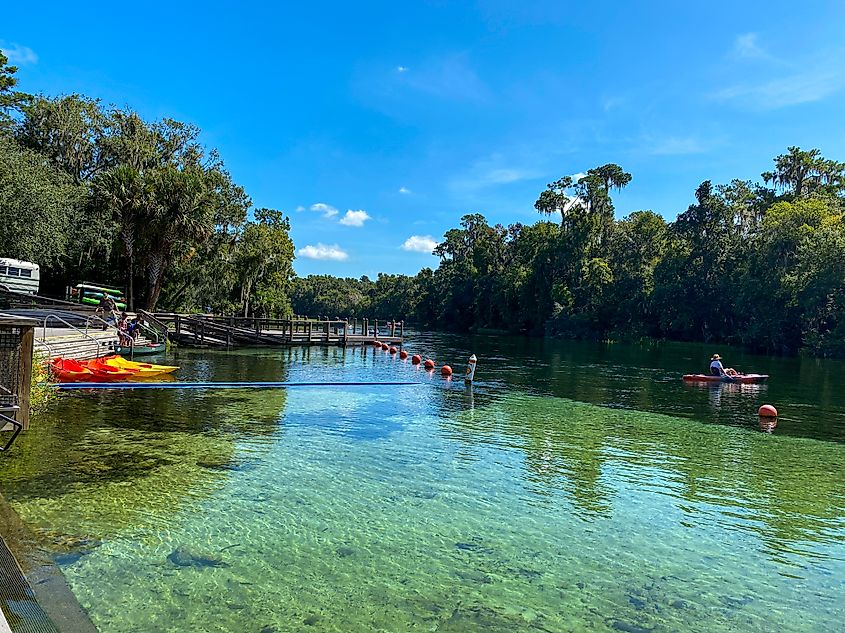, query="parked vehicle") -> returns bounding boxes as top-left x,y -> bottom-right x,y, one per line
0,258 -> 40,294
